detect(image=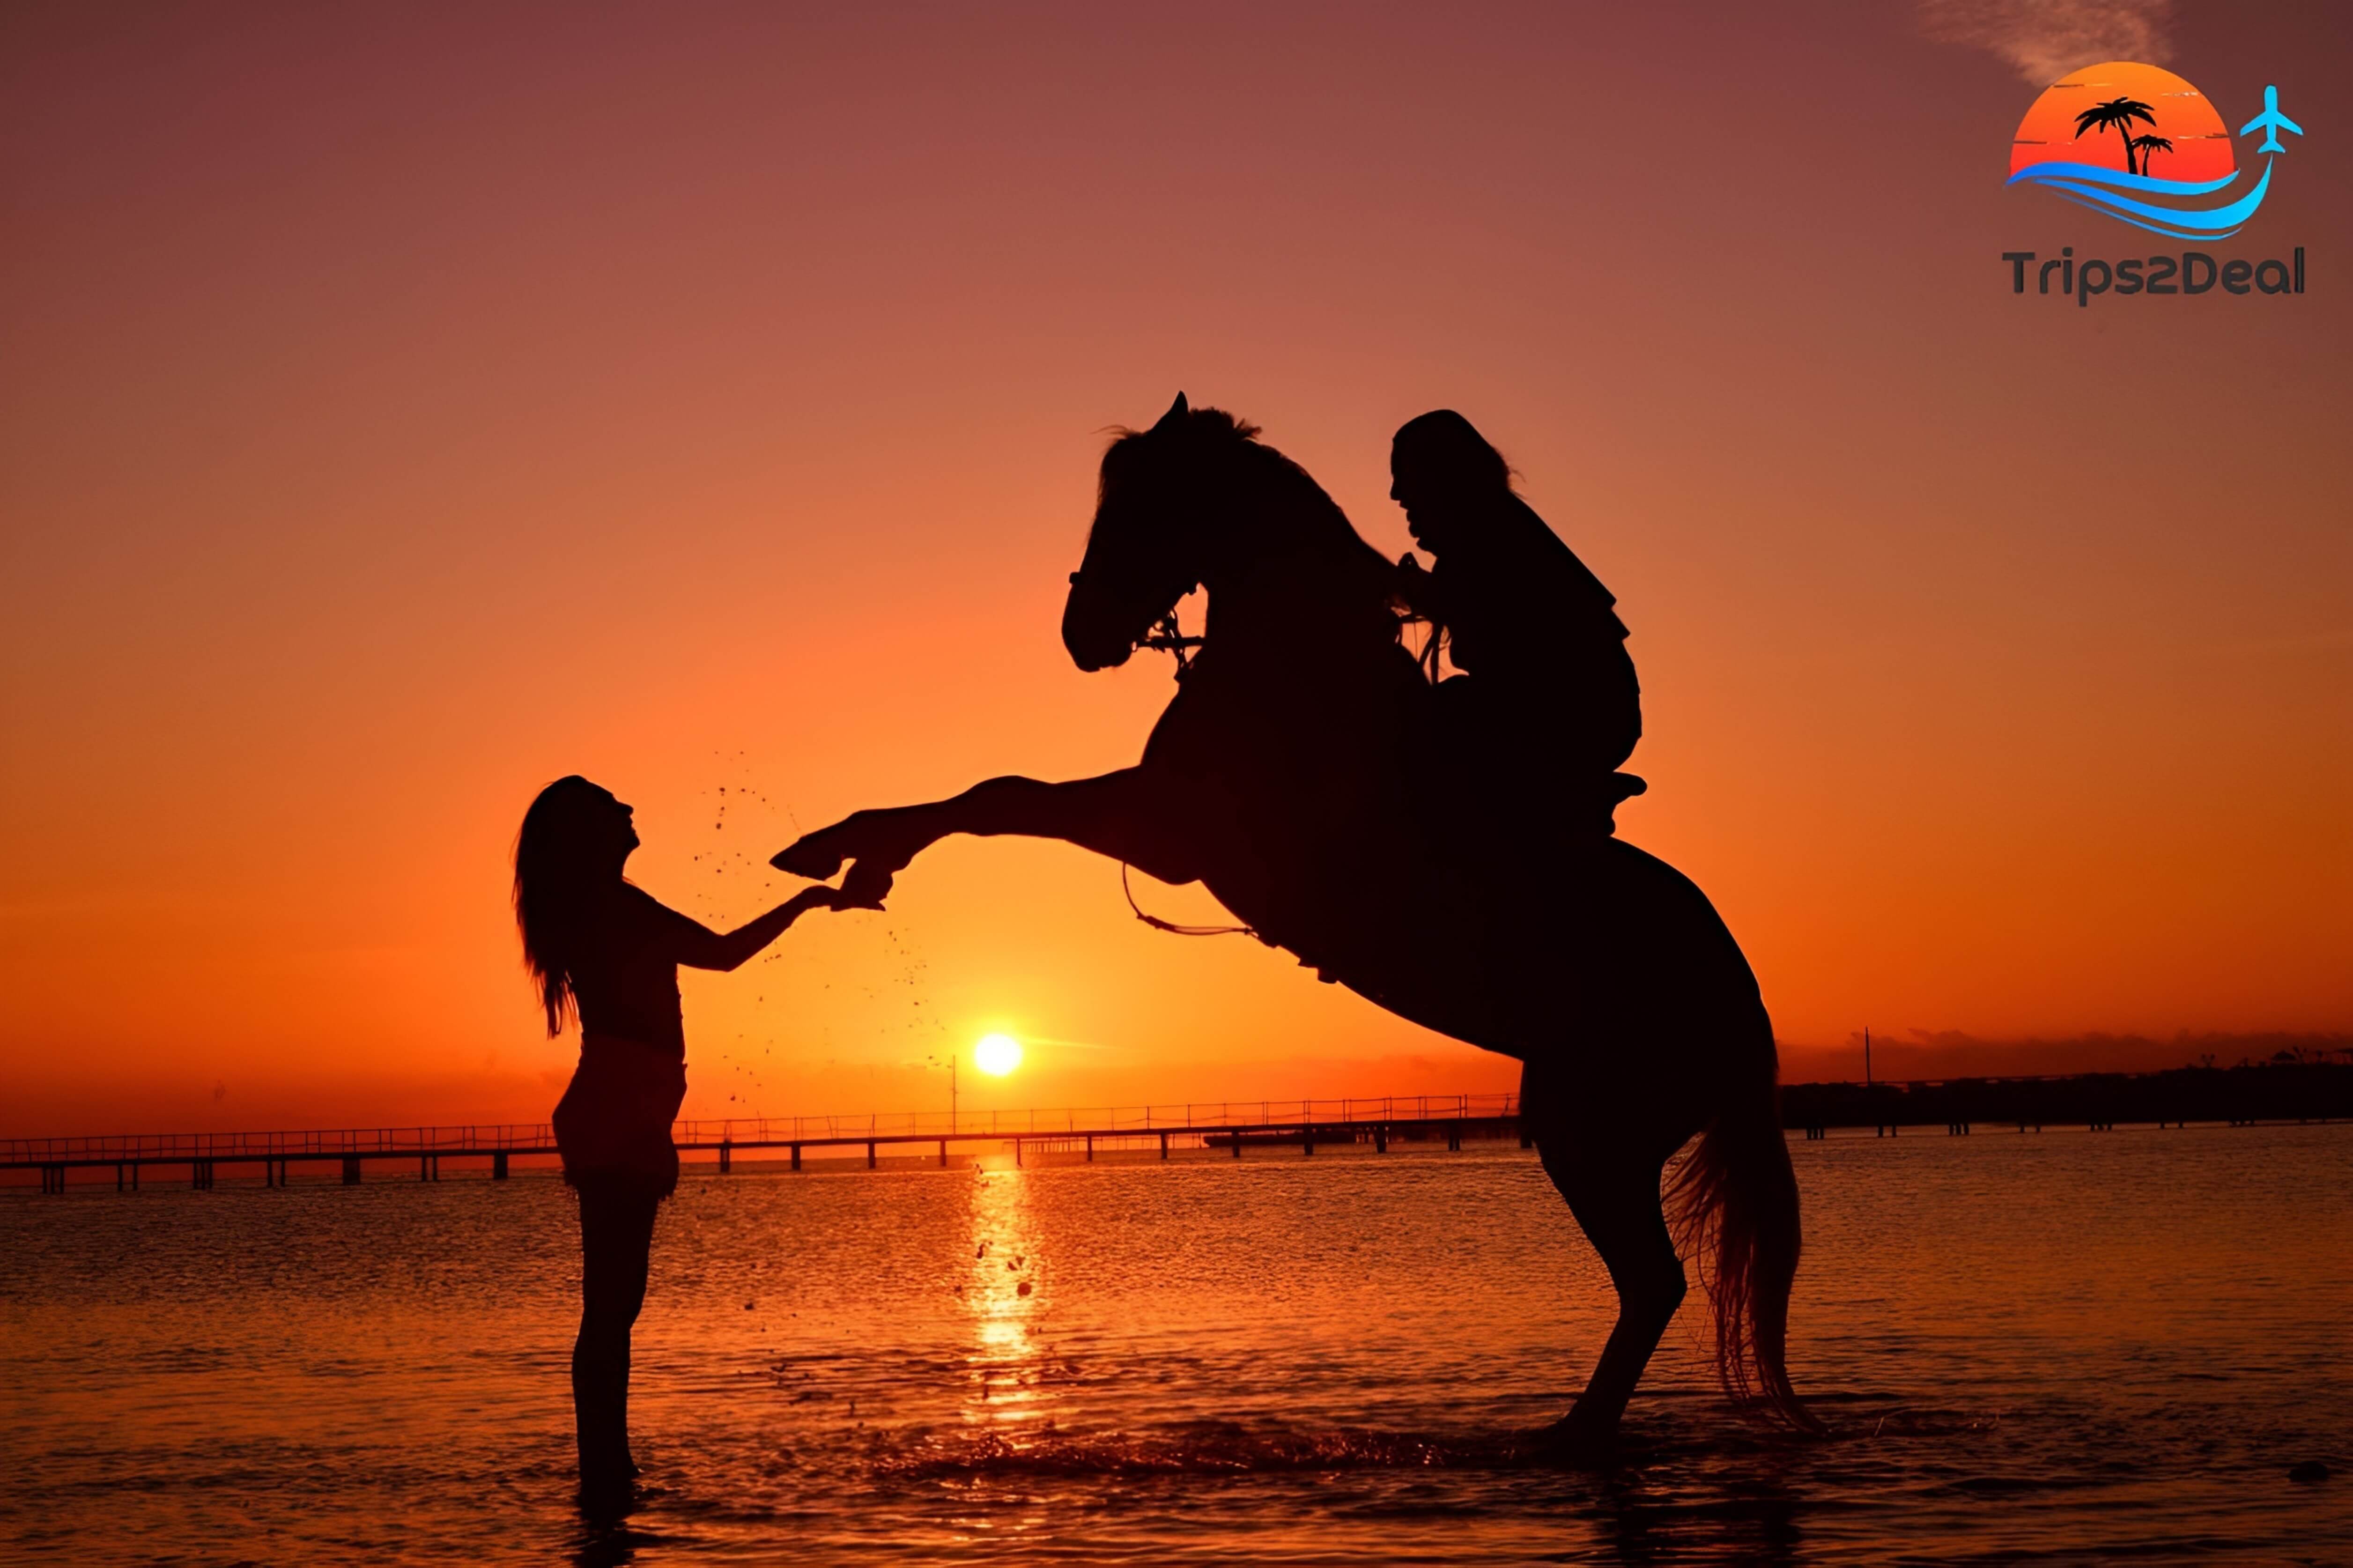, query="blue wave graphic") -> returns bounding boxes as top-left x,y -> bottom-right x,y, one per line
2006,158 -> 2274,240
